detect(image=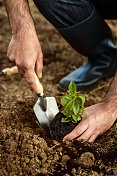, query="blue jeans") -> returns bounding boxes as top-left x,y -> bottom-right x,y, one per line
33,0 -> 117,28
